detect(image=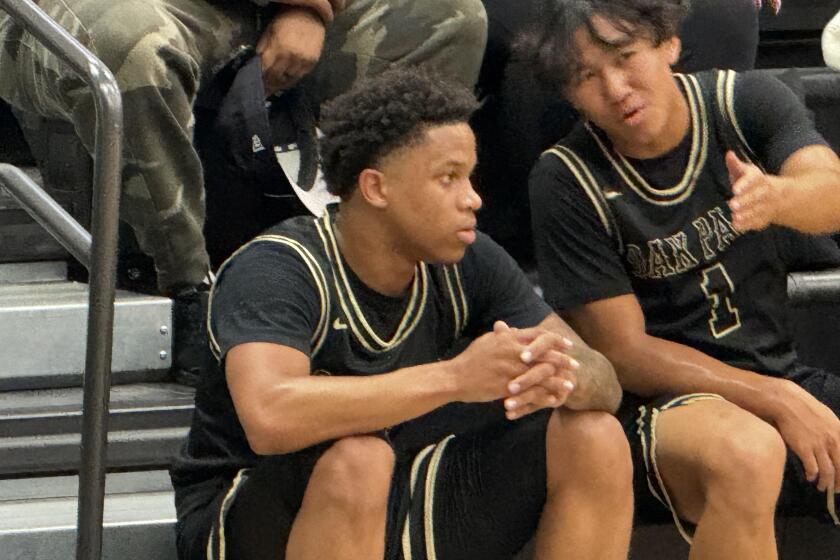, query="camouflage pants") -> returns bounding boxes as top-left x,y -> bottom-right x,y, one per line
0,0 -> 487,293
